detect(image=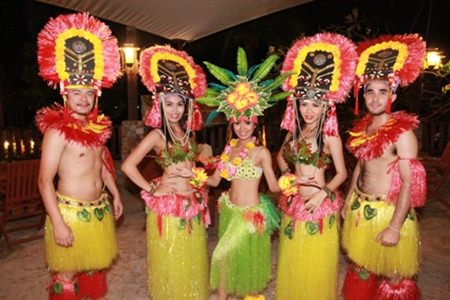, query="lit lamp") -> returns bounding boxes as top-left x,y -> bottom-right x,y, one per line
425,49 -> 444,69
120,43 -> 141,120
120,43 -> 140,69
